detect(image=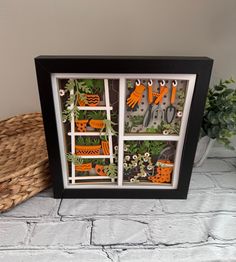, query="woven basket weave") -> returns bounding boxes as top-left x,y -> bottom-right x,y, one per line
0,113 -> 51,212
